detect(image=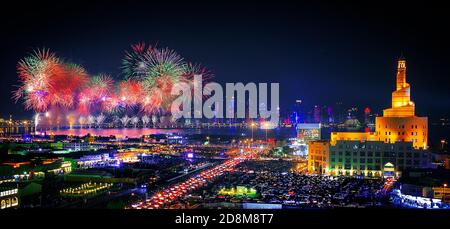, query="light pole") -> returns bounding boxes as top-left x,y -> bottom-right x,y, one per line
264,122 -> 269,141
443,183 -> 447,203
251,122 -> 255,142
